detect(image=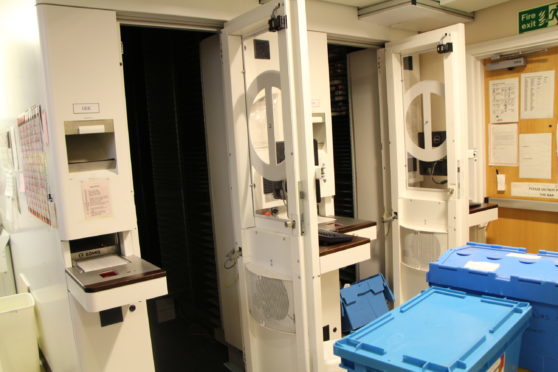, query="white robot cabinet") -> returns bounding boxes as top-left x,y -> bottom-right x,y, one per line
37,5 -> 167,372
203,2 -> 377,371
